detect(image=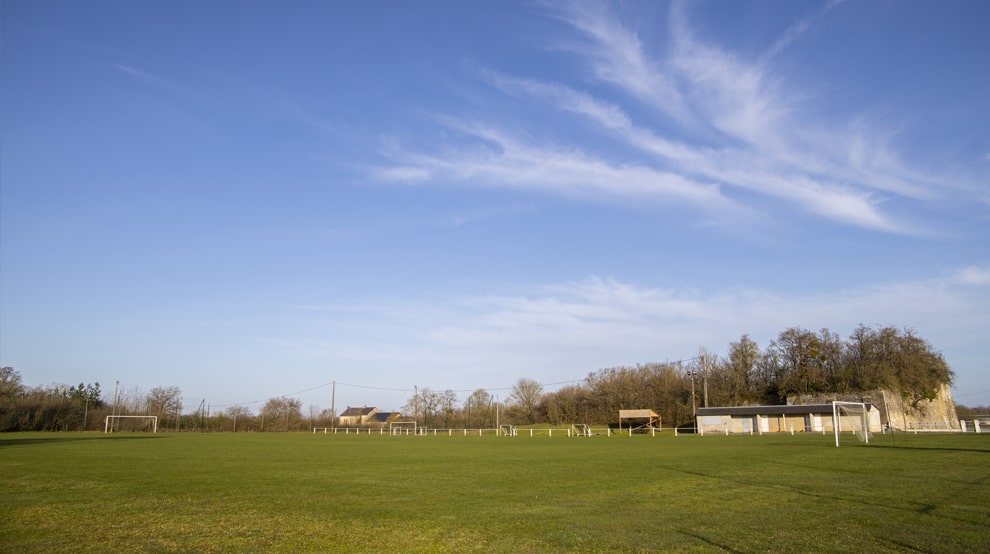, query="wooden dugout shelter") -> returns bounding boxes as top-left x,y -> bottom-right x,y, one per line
618,409 -> 661,432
